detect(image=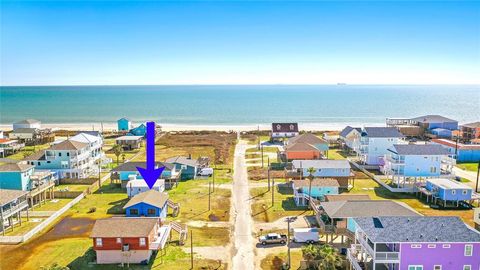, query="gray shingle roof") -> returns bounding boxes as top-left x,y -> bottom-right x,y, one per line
285,142 -> 319,152
292,159 -> 351,169
14,119 -> 40,124
123,189 -> 169,209
0,162 -> 34,172
463,122 -> 480,128
288,133 -> 328,145
165,156 -> 199,167
111,161 -> 174,171
319,200 -> 419,218
339,126 -> 361,138
0,189 -> 28,205
390,144 -> 450,155
292,178 -> 340,188
49,140 -> 88,150
411,115 -> 457,123
354,216 -> 480,243
362,127 -> 404,138
11,128 -> 38,134
90,217 -> 158,238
